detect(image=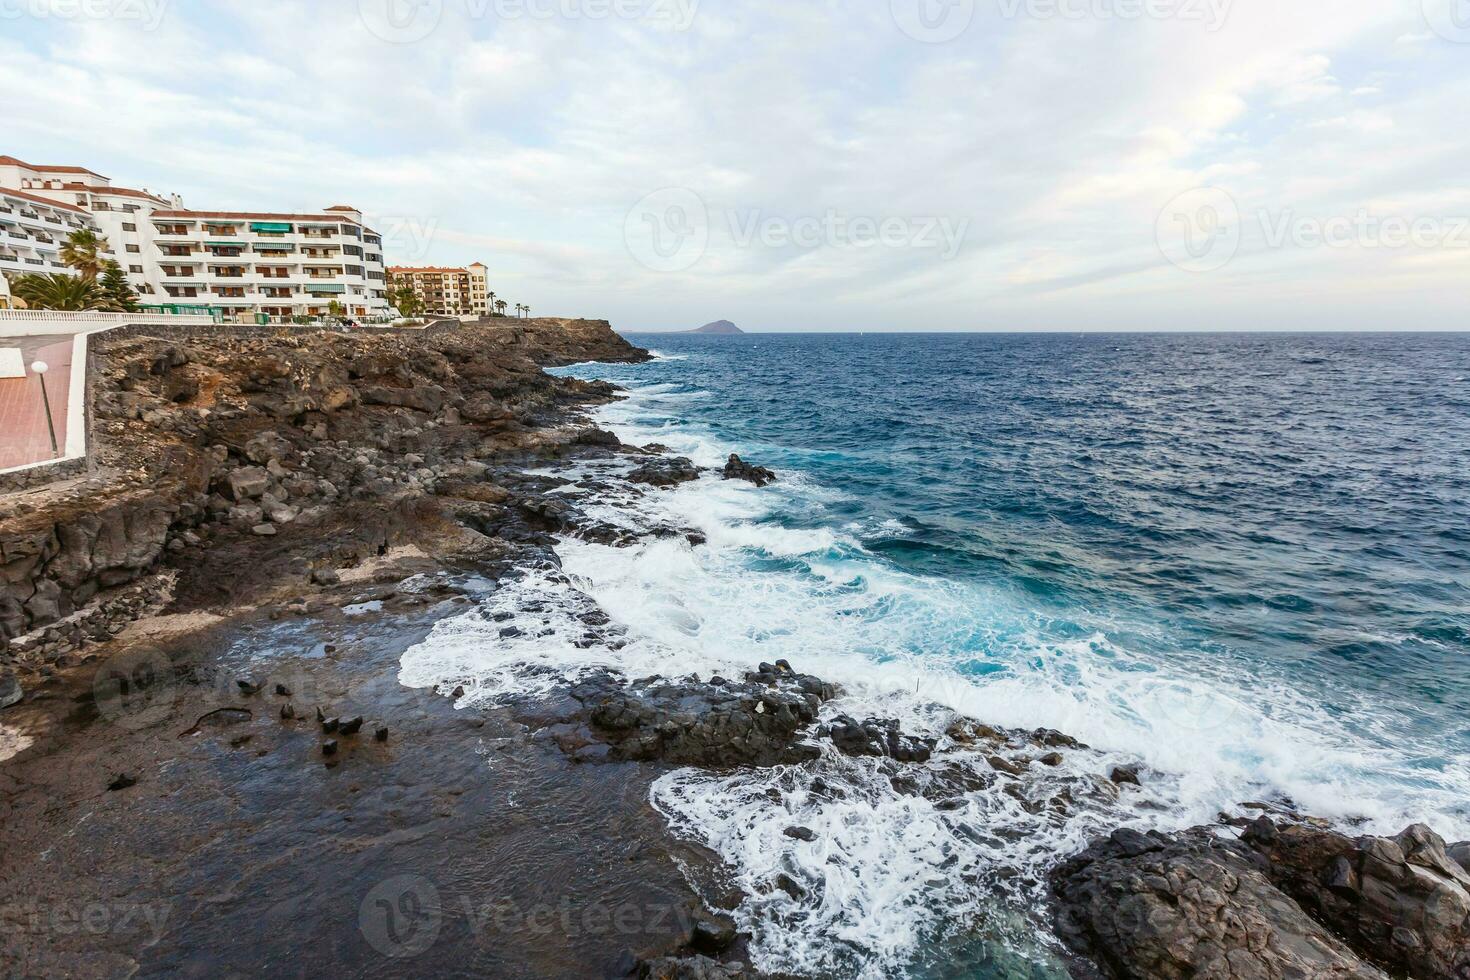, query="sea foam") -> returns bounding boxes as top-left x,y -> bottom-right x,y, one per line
399,376 -> 1470,977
